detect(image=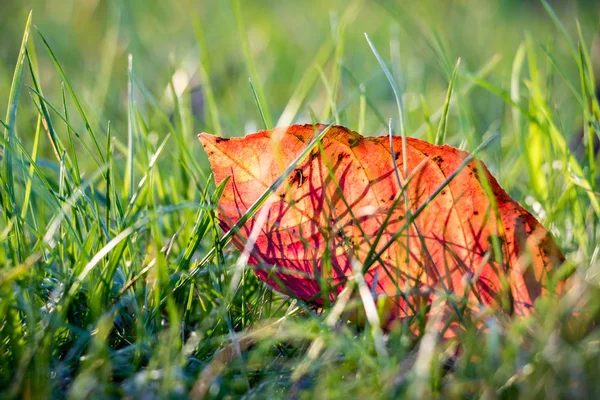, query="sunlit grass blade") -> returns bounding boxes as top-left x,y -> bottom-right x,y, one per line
20,116 -> 41,221
125,54 -> 135,201
2,10 -> 32,262
435,58 -> 460,145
